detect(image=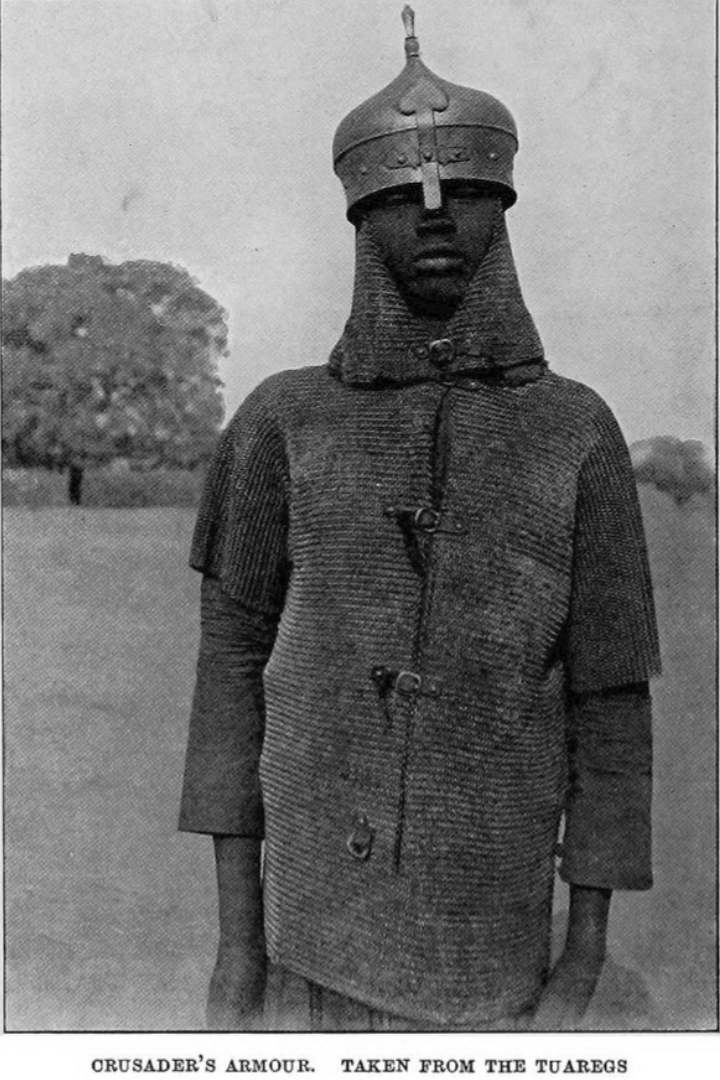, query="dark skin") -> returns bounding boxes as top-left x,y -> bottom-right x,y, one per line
208,181 -> 612,1031
207,835 -> 266,1030
357,181 -> 499,320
